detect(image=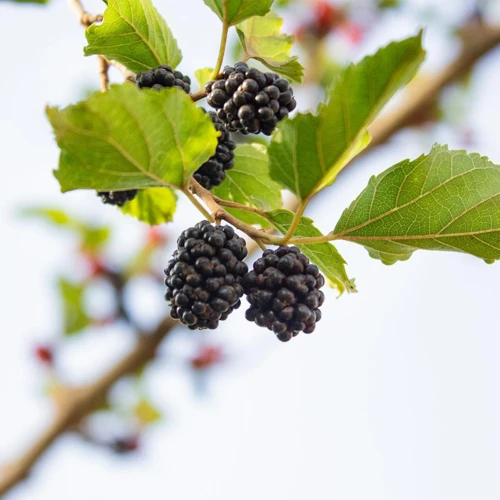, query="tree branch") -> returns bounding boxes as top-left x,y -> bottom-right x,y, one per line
368,23 -> 500,149
0,318 -> 177,496
2,19 -> 500,500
